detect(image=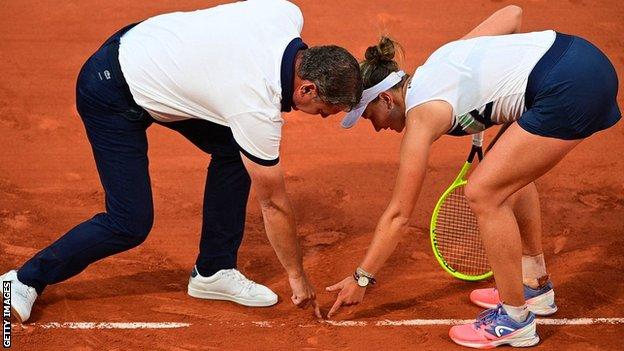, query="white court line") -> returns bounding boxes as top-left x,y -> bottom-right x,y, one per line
21,318 -> 624,329
536,318 -> 624,326
36,322 -> 191,329
330,318 -> 624,327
